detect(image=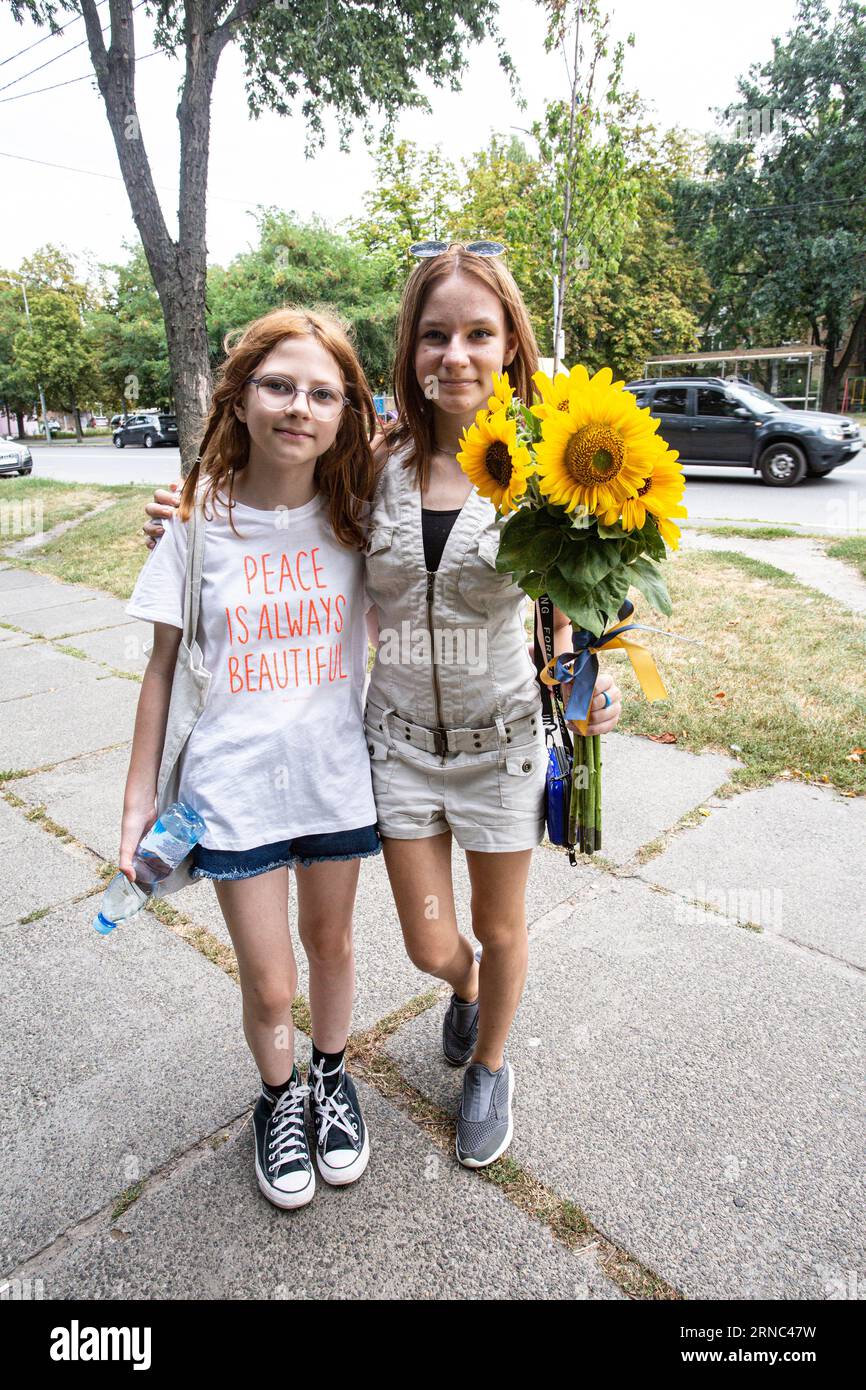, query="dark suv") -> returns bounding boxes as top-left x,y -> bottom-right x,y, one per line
112,413 -> 178,449
624,377 -> 862,486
